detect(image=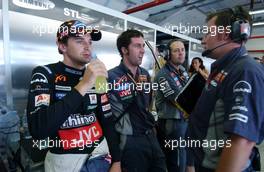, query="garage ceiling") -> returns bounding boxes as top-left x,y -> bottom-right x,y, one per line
86,0 -> 264,39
